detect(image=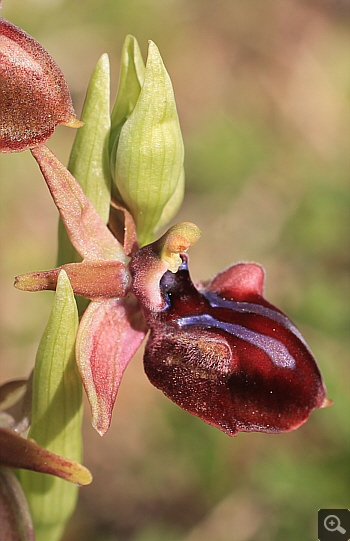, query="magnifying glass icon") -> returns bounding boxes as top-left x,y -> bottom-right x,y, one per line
324,515 -> 346,534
